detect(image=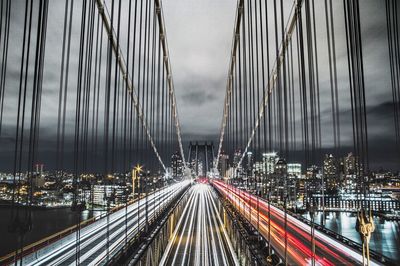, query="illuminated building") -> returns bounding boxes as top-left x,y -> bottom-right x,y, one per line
233,149 -> 241,168
171,151 -> 183,179
287,163 -> 302,178
323,154 -> 338,192
246,151 -> 253,176
34,164 -> 45,189
262,152 -> 278,175
92,184 -> 126,206
254,161 -> 265,176
218,152 -> 229,178
274,158 -> 287,175
344,152 -> 356,175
